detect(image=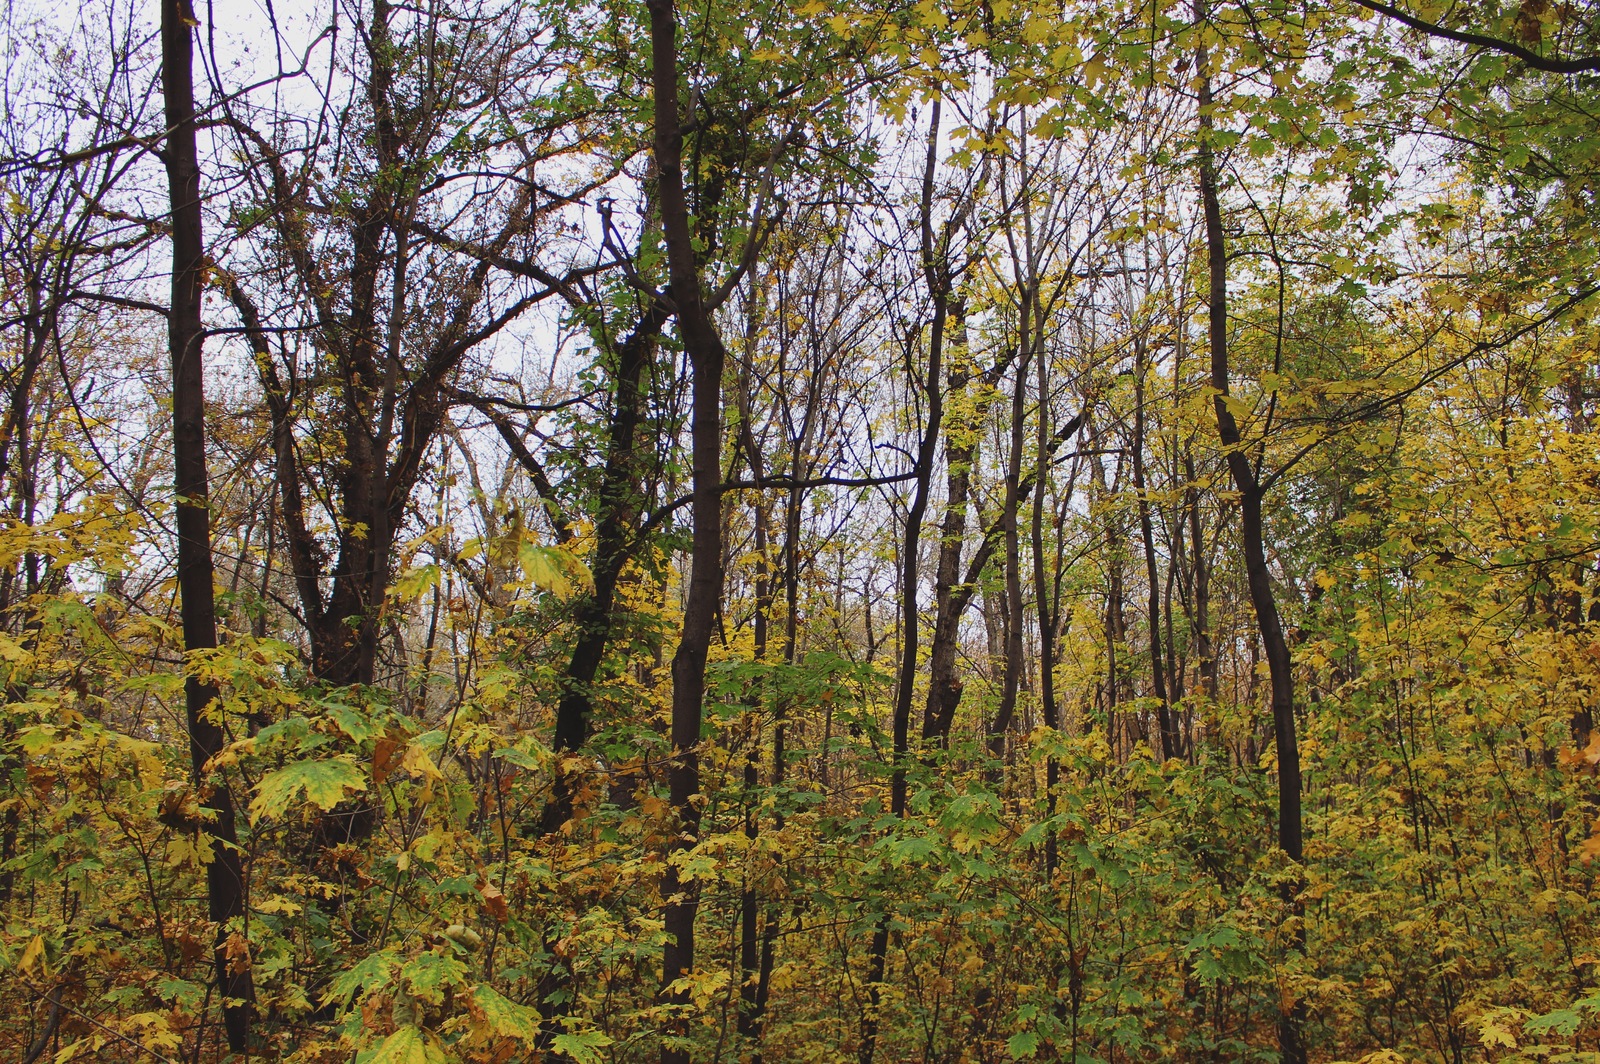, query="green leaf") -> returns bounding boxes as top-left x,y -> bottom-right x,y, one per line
361,1025 -> 449,1064
881,834 -> 937,867
940,792 -> 1002,853
471,985 -> 542,1042
401,950 -> 469,1005
550,1030 -> 614,1064
326,703 -> 382,744
324,952 -> 399,1007
249,757 -> 366,823
518,543 -> 592,598
155,978 -> 206,1009
1007,1031 -> 1040,1059
393,563 -> 441,602
492,739 -> 551,770
1525,1008 -> 1582,1038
